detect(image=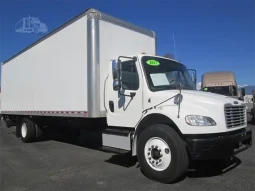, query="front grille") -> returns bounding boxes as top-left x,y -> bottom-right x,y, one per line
225,104 -> 246,128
